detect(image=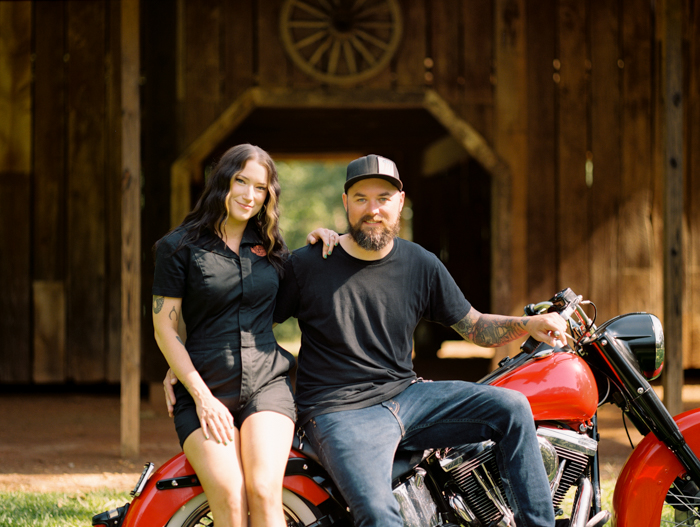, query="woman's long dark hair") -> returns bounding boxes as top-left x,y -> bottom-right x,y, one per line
158,144 -> 288,273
